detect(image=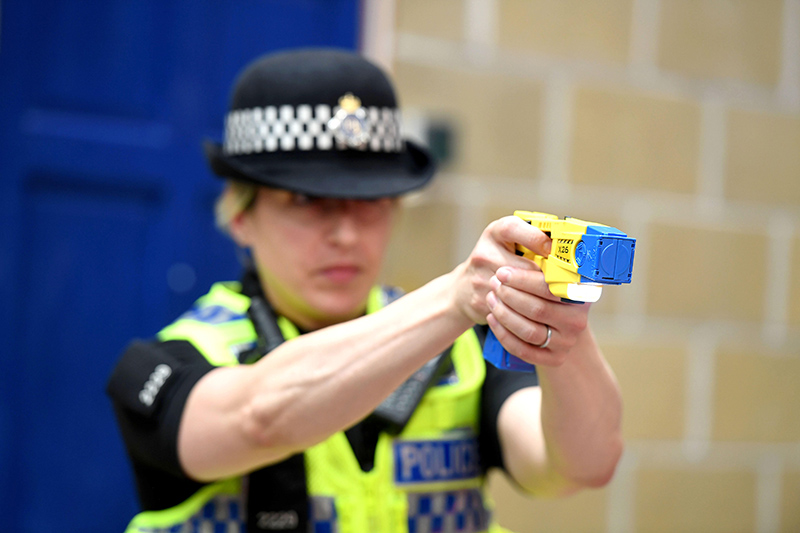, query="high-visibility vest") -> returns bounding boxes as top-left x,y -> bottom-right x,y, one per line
125,282 -> 509,533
